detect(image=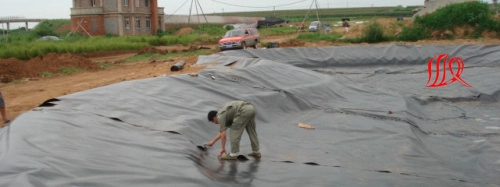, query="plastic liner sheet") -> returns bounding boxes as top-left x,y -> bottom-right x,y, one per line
0,44 -> 499,186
